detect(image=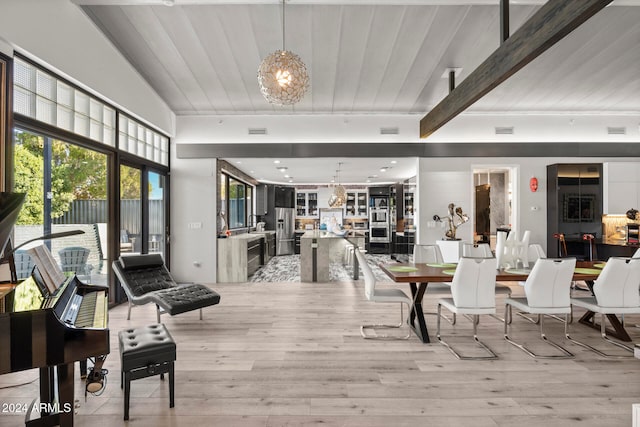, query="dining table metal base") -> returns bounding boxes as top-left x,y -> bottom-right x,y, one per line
577,311 -> 632,342
409,283 -> 430,343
